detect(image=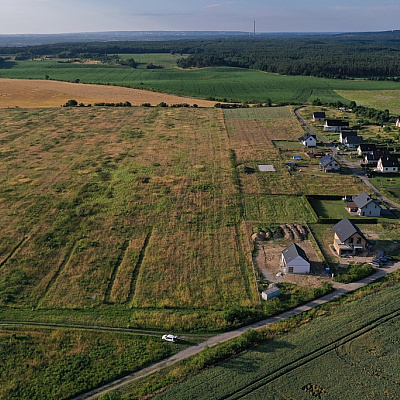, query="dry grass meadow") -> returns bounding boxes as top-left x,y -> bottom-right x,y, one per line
0,78 -> 216,108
